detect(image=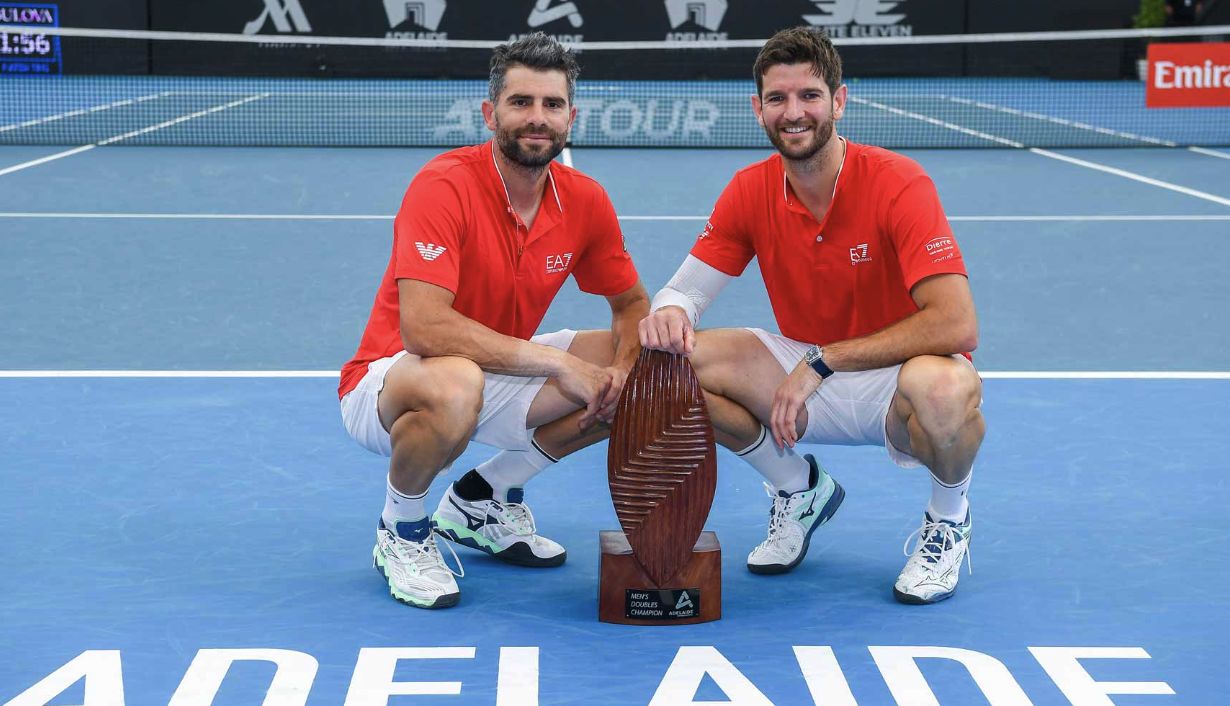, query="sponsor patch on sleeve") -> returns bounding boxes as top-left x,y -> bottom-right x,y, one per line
924,236 -> 956,262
